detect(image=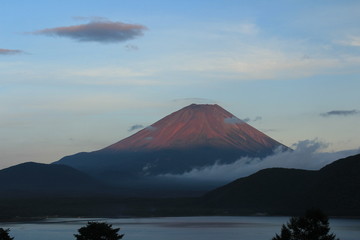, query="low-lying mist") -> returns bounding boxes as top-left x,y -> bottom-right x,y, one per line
159,139 -> 360,183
